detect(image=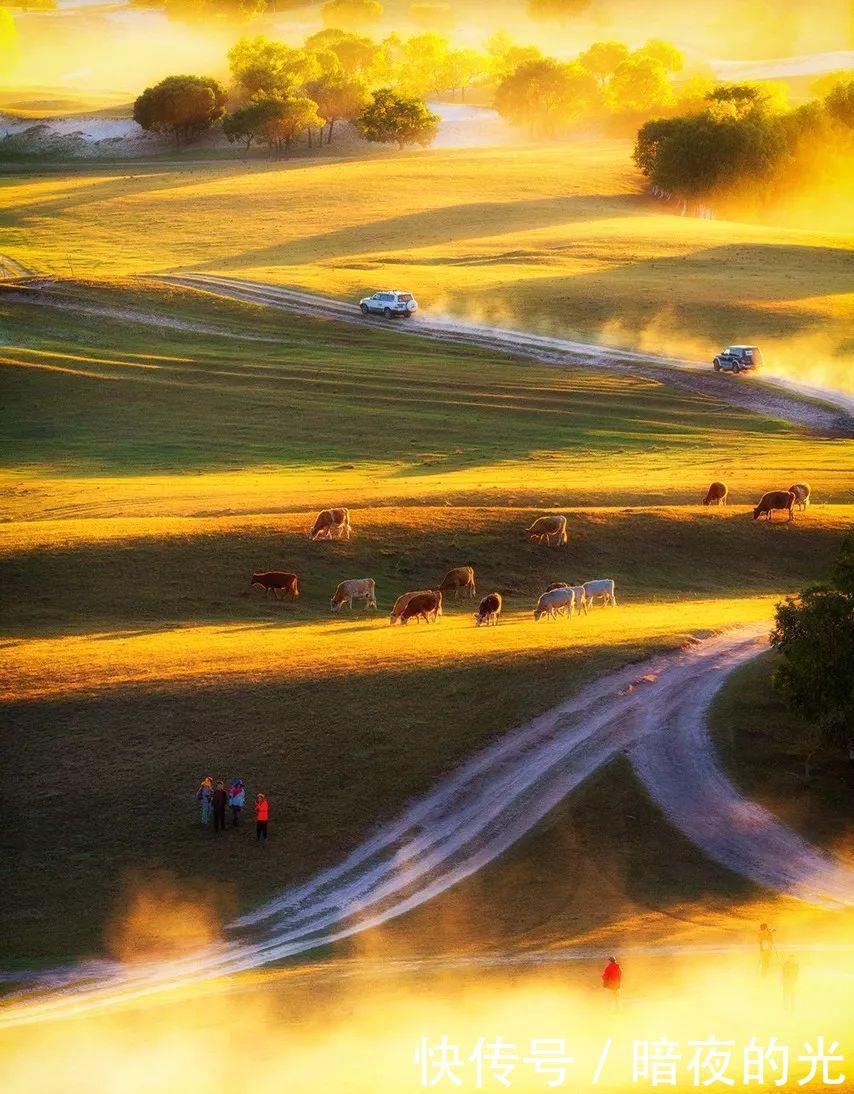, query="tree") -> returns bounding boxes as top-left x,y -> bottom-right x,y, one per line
408,2 -> 455,33
525,0 -> 590,22
228,37 -> 322,98
825,79 -> 854,129
770,534 -> 854,778
306,29 -> 378,79
306,73 -> 369,142
494,57 -> 598,139
321,0 -> 383,32
355,87 -> 439,147
485,33 -> 542,82
222,101 -> 270,153
400,32 -> 449,96
440,48 -> 487,102
133,75 -> 226,147
578,41 -> 629,86
633,110 -> 787,198
254,93 -> 323,157
637,38 -> 684,73
607,54 -> 674,116
705,83 -> 775,121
